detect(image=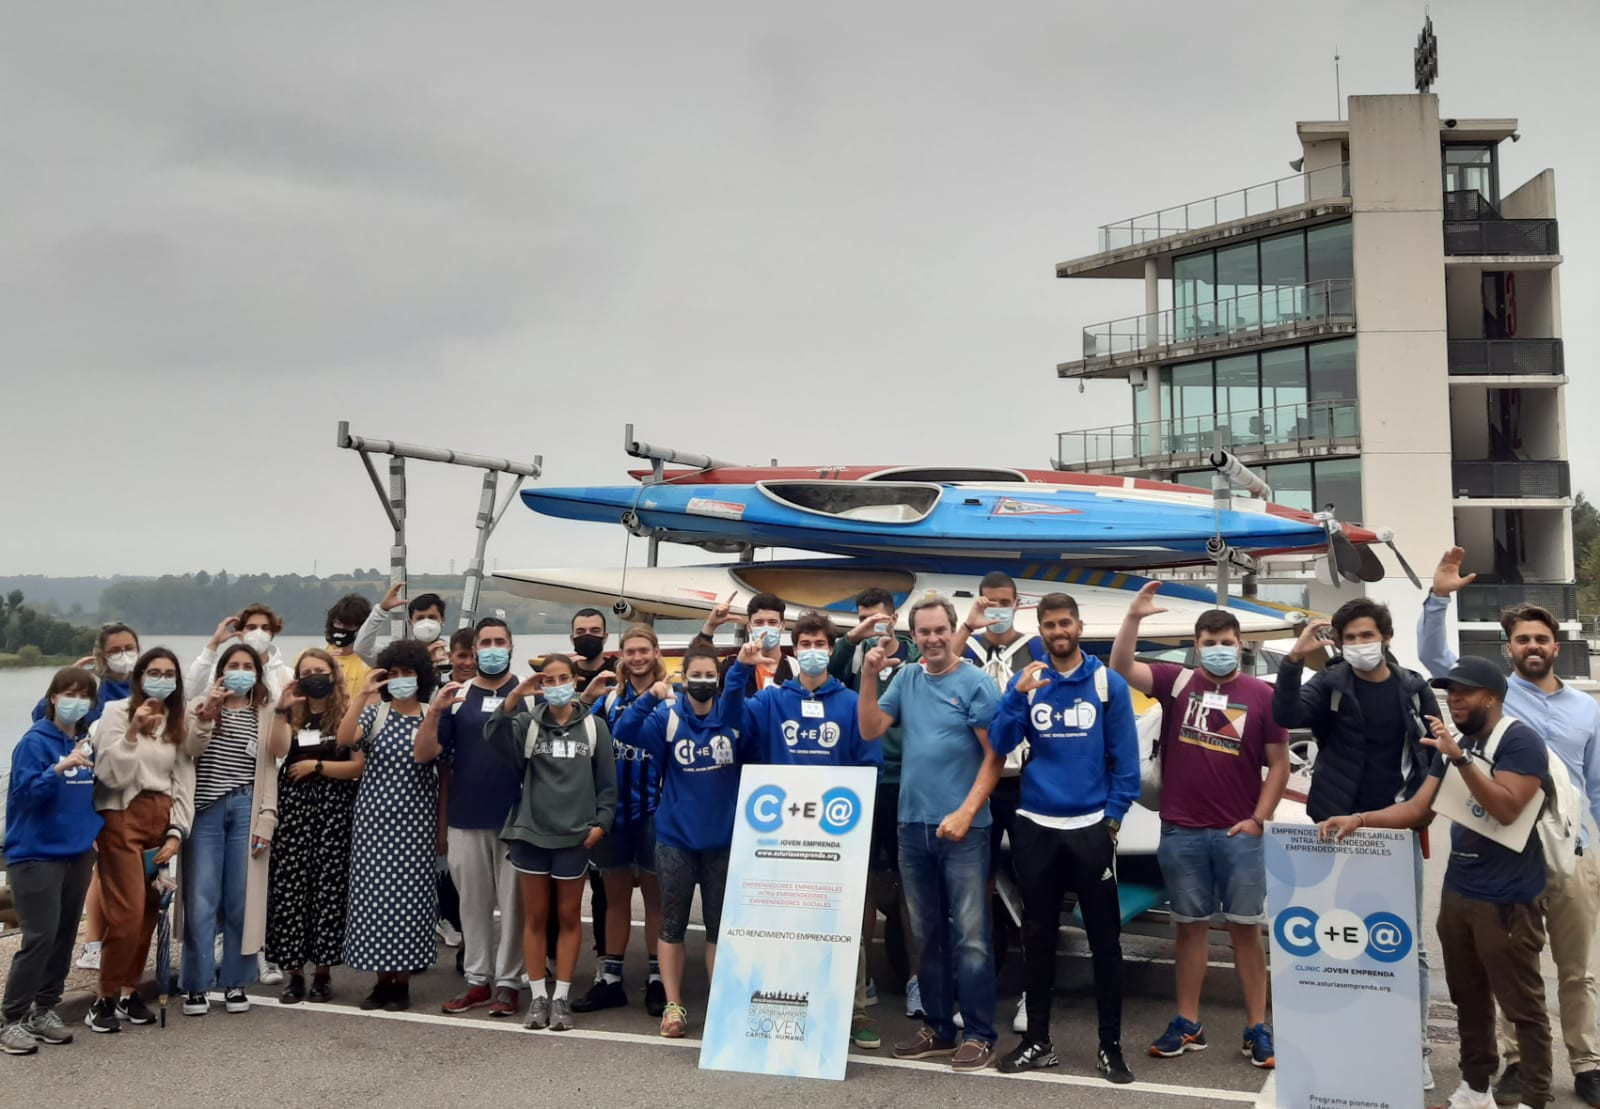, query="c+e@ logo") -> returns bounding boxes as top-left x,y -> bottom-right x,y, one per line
744,785 -> 862,836
1273,907 -> 1412,963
